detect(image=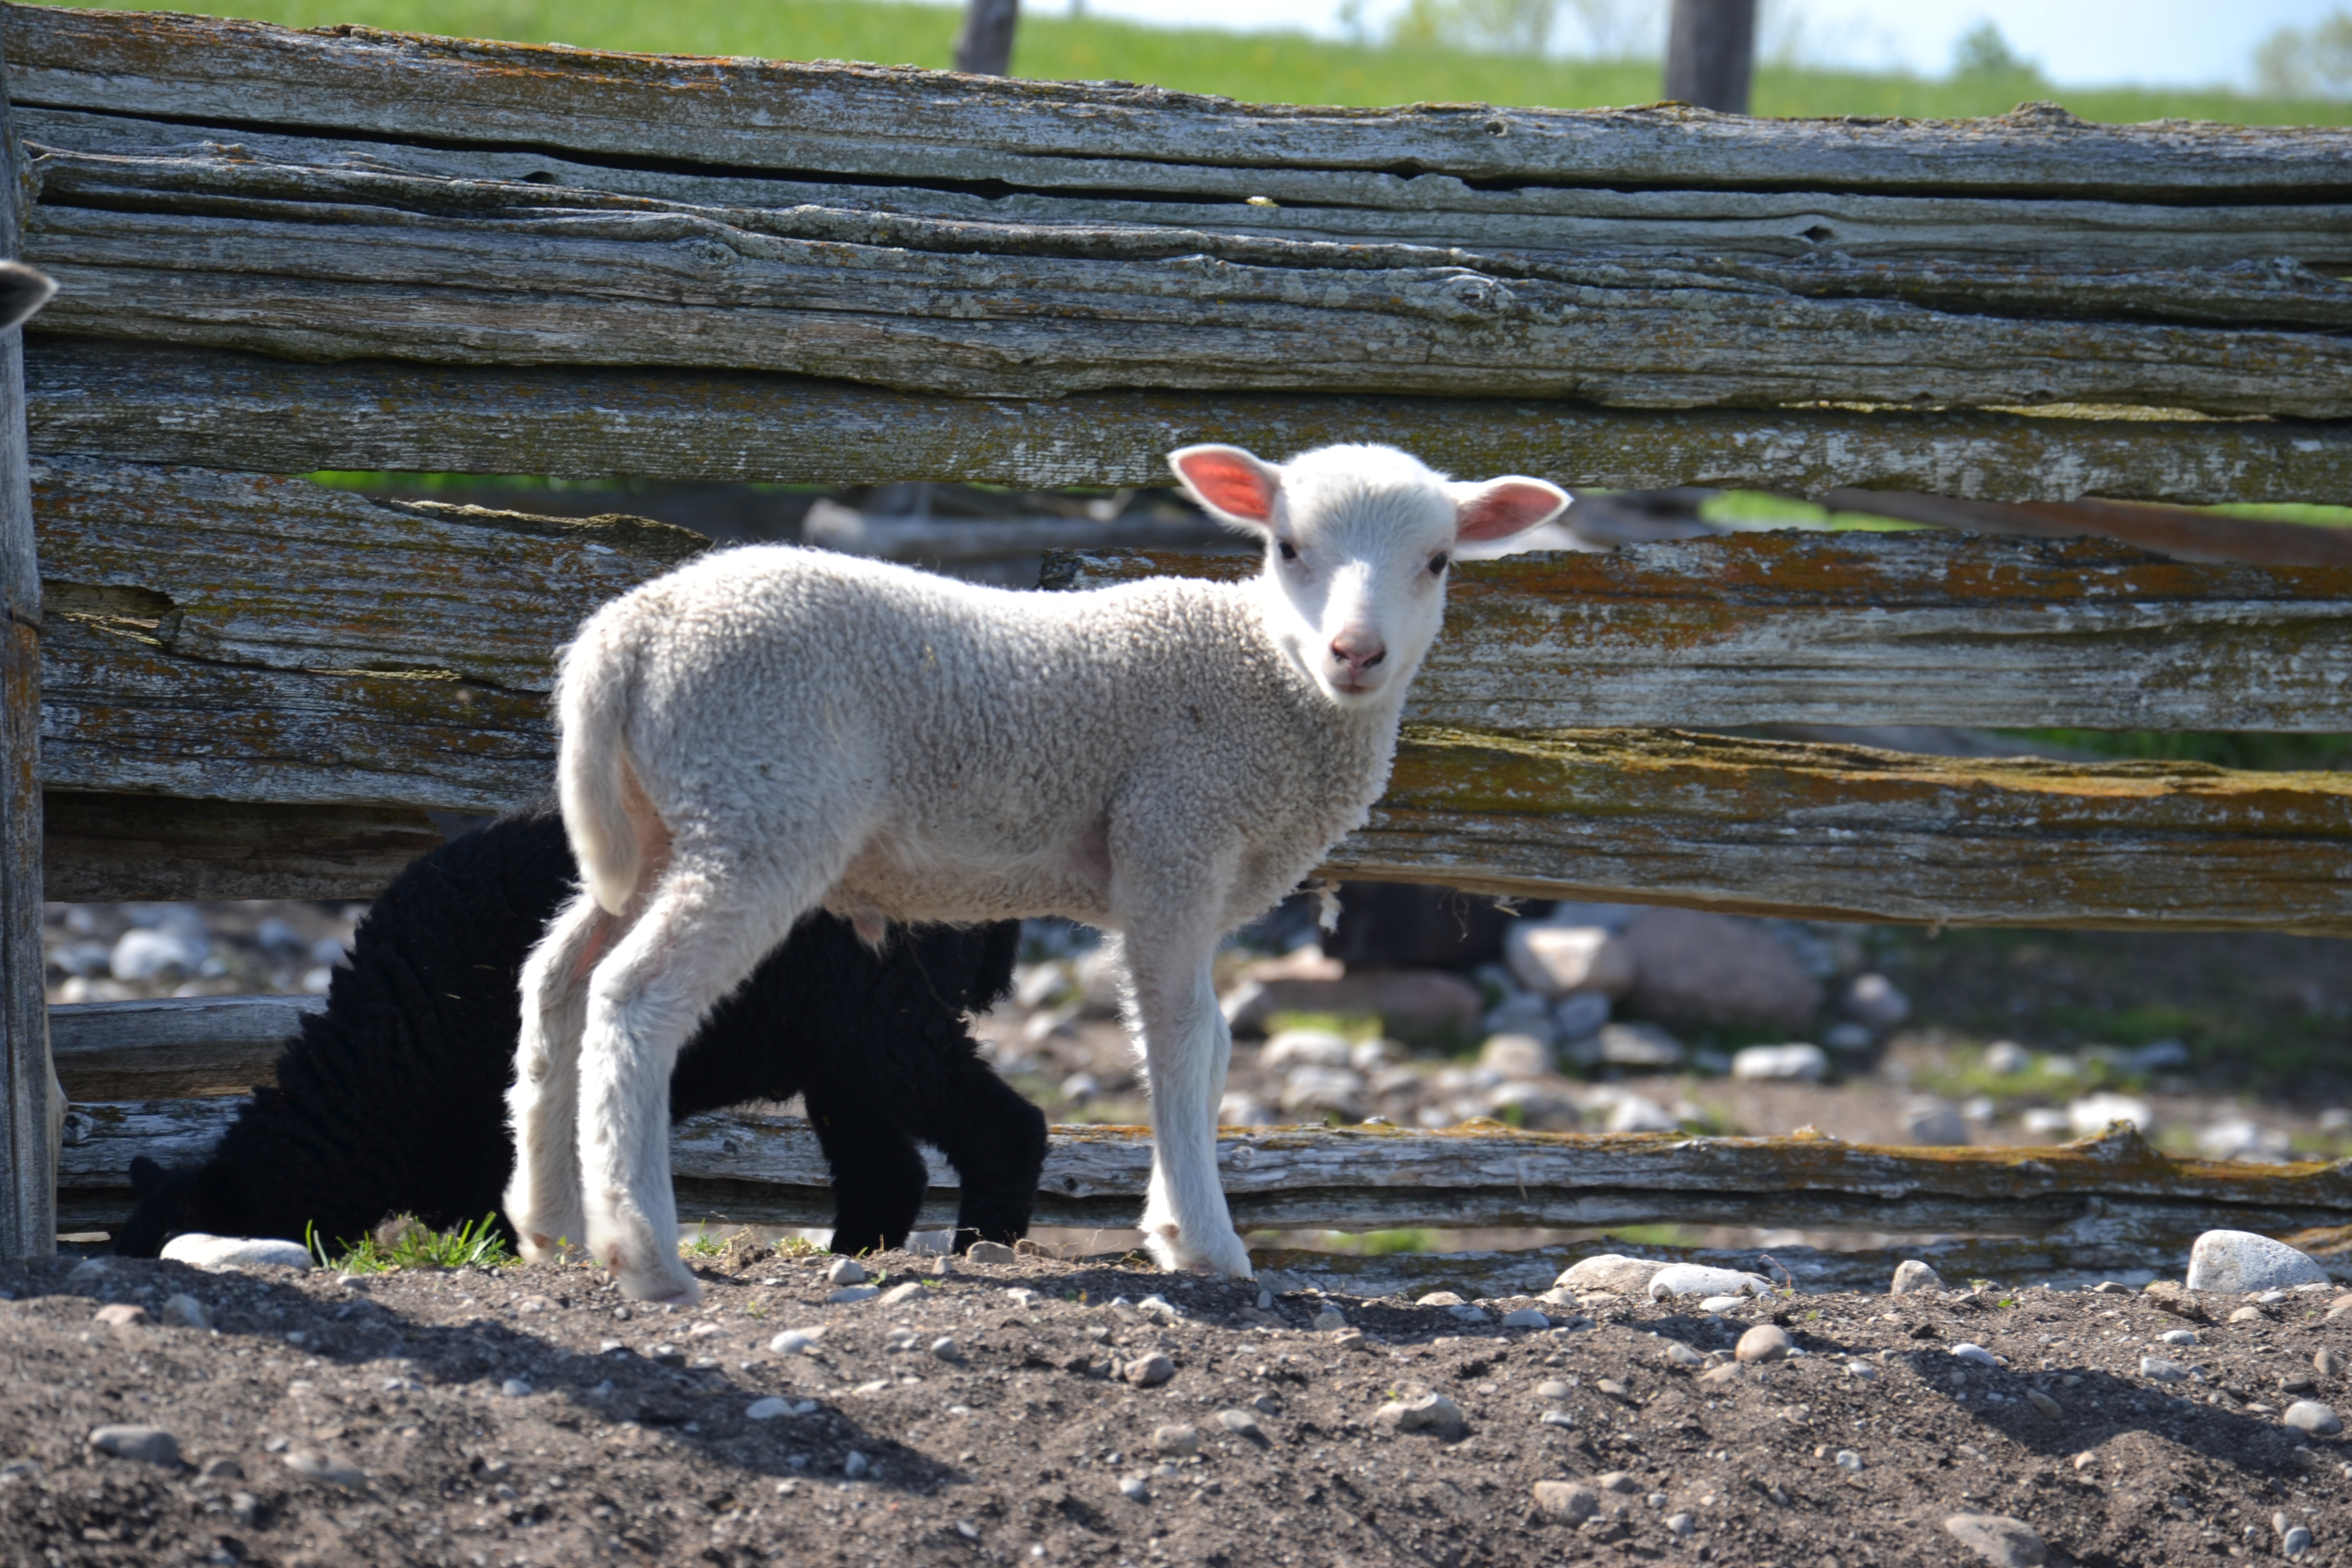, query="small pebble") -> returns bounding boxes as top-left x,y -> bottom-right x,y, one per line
158,1293 -> 211,1330
1660,1340 -> 1704,1368
86,1426 -> 179,1467
2285,1401 -> 2344,1437
2232,1305 -> 2268,1323
1834,1449 -> 1863,1472
1735,1324 -> 1791,1364
1122,1353 -> 1175,1388
842,1451 -> 870,1479
746,1397 -> 793,1420
198,1458 -> 243,1482
1666,1511 -> 1695,1536
2160,1328 -> 2198,1346
1004,1287 -> 1039,1308
826,1258 -> 868,1286
282,1449 -> 366,1490
1531,1480 -> 1597,1521
1499,1308 -> 1550,1330
1595,1471 -> 1640,1493
2285,1525 -> 2315,1558
499,1379 -> 532,1398
92,1303 -> 147,1328
1944,1512 -> 2047,1567
1845,1361 -> 1878,1381
769,1329 -> 822,1355
2026,1389 -> 2064,1419
930,1336 -> 962,1362
1373,1393 -> 1464,1436
1891,1260 -> 1945,1295
1697,1294 -> 1748,1313
1216,1407 -> 1262,1440
1594,1378 -> 1632,1401
1312,1308 -> 1348,1331
1952,1343 -> 1999,1367
1415,1292 -> 1464,1308
2317,1348 -> 2344,1379
827,1286 -> 880,1305
1118,1476 -> 1149,1502
1537,1380 -> 1573,1399
2139,1356 -> 2188,1383
964,1241 -> 1016,1266
1154,1425 -> 1199,1457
